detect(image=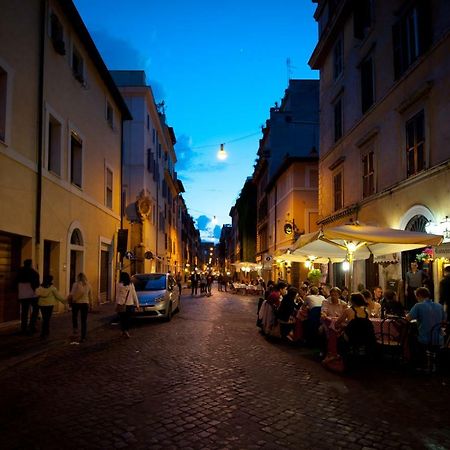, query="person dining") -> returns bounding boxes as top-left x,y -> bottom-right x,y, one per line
321,287 -> 348,318
361,289 -> 382,318
406,287 -> 446,370
303,286 -> 325,310
335,292 -> 376,358
381,289 -> 405,318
